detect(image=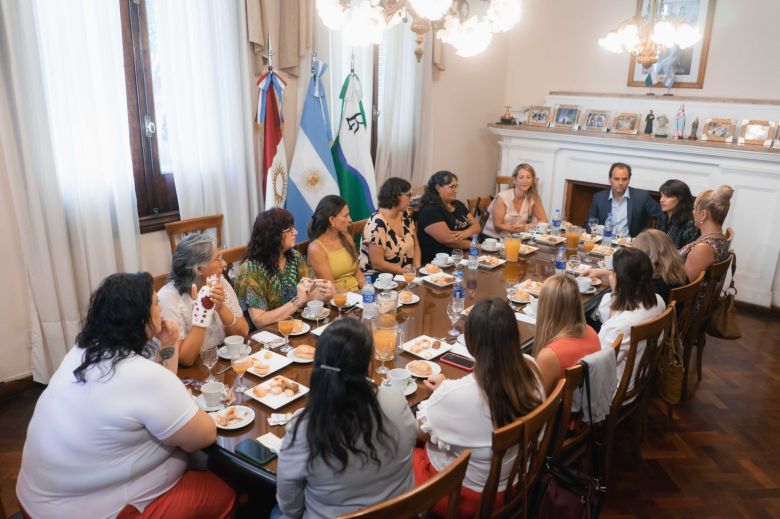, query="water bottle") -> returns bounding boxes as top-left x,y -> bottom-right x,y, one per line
468,235 -> 479,271
555,246 -> 567,276
361,274 -> 378,320
603,213 -> 613,247
551,208 -> 562,234
452,271 -> 465,311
